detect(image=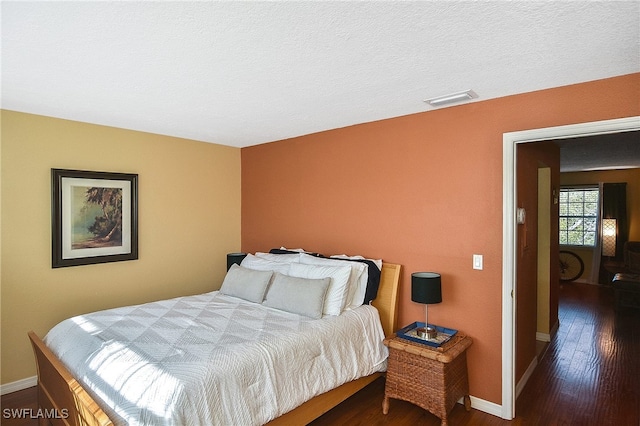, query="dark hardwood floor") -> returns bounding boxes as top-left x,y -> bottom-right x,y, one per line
3,282 -> 638,425
513,281 -> 640,426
